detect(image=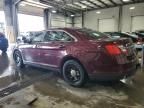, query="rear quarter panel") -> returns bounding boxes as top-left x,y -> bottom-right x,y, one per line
63,41 -> 119,75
